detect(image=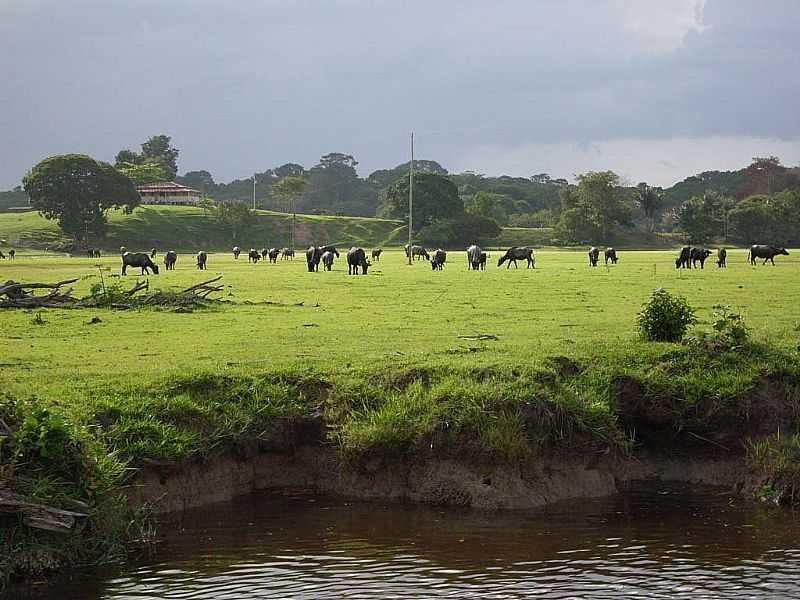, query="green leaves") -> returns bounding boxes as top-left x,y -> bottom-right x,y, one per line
23,154 -> 140,241
637,288 -> 697,342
